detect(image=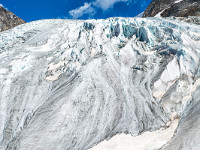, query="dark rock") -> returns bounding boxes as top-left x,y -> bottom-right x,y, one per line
0,5 -> 25,32
143,0 -> 200,17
